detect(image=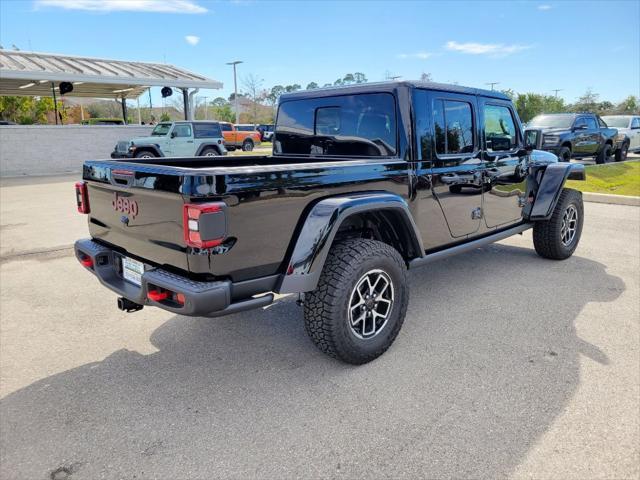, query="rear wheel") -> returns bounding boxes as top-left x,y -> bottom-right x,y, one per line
558,146 -> 572,162
615,142 -> 629,162
303,239 -> 409,364
135,150 -> 156,158
242,139 -> 254,152
596,144 -> 613,164
200,147 -> 219,157
533,188 -> 583,260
